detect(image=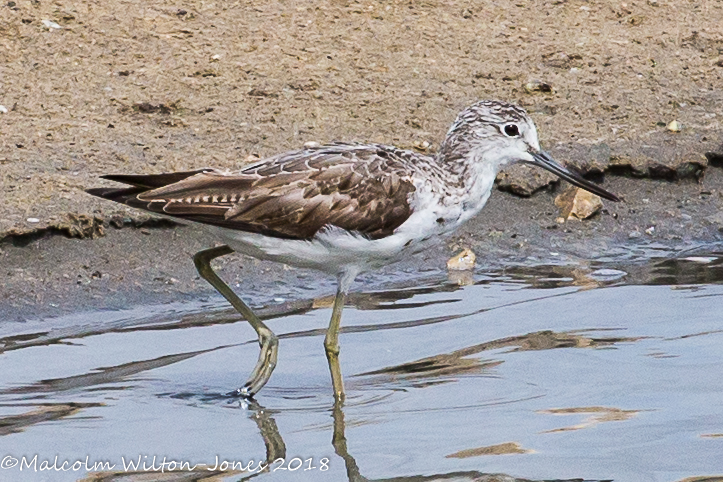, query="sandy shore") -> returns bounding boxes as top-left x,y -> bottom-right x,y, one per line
1,0 -> 723,318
